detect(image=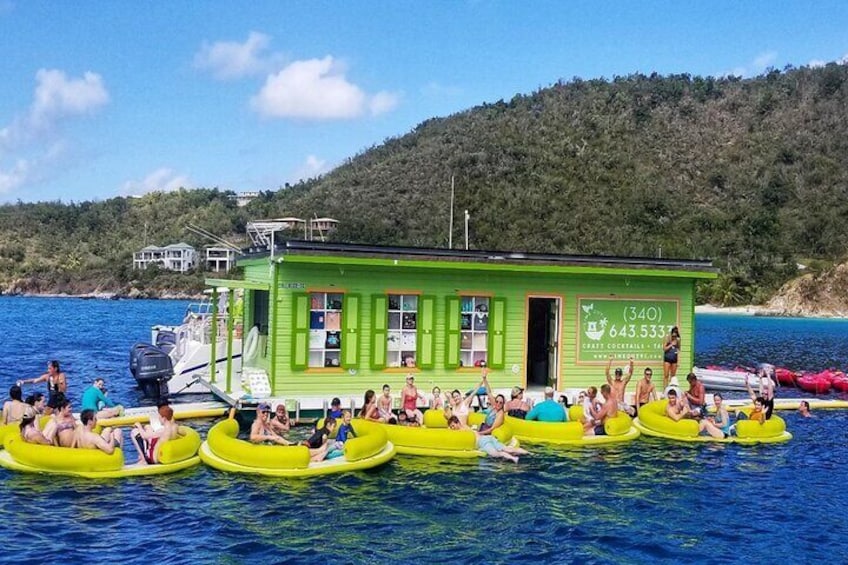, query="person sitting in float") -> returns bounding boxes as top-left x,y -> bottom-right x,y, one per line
504,386 -> 533,419
75,409 -> 123,454
525,386 -> 567,422
249,403 -> 292,445
130,405 -> 182,465
81,378 -> 123,419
